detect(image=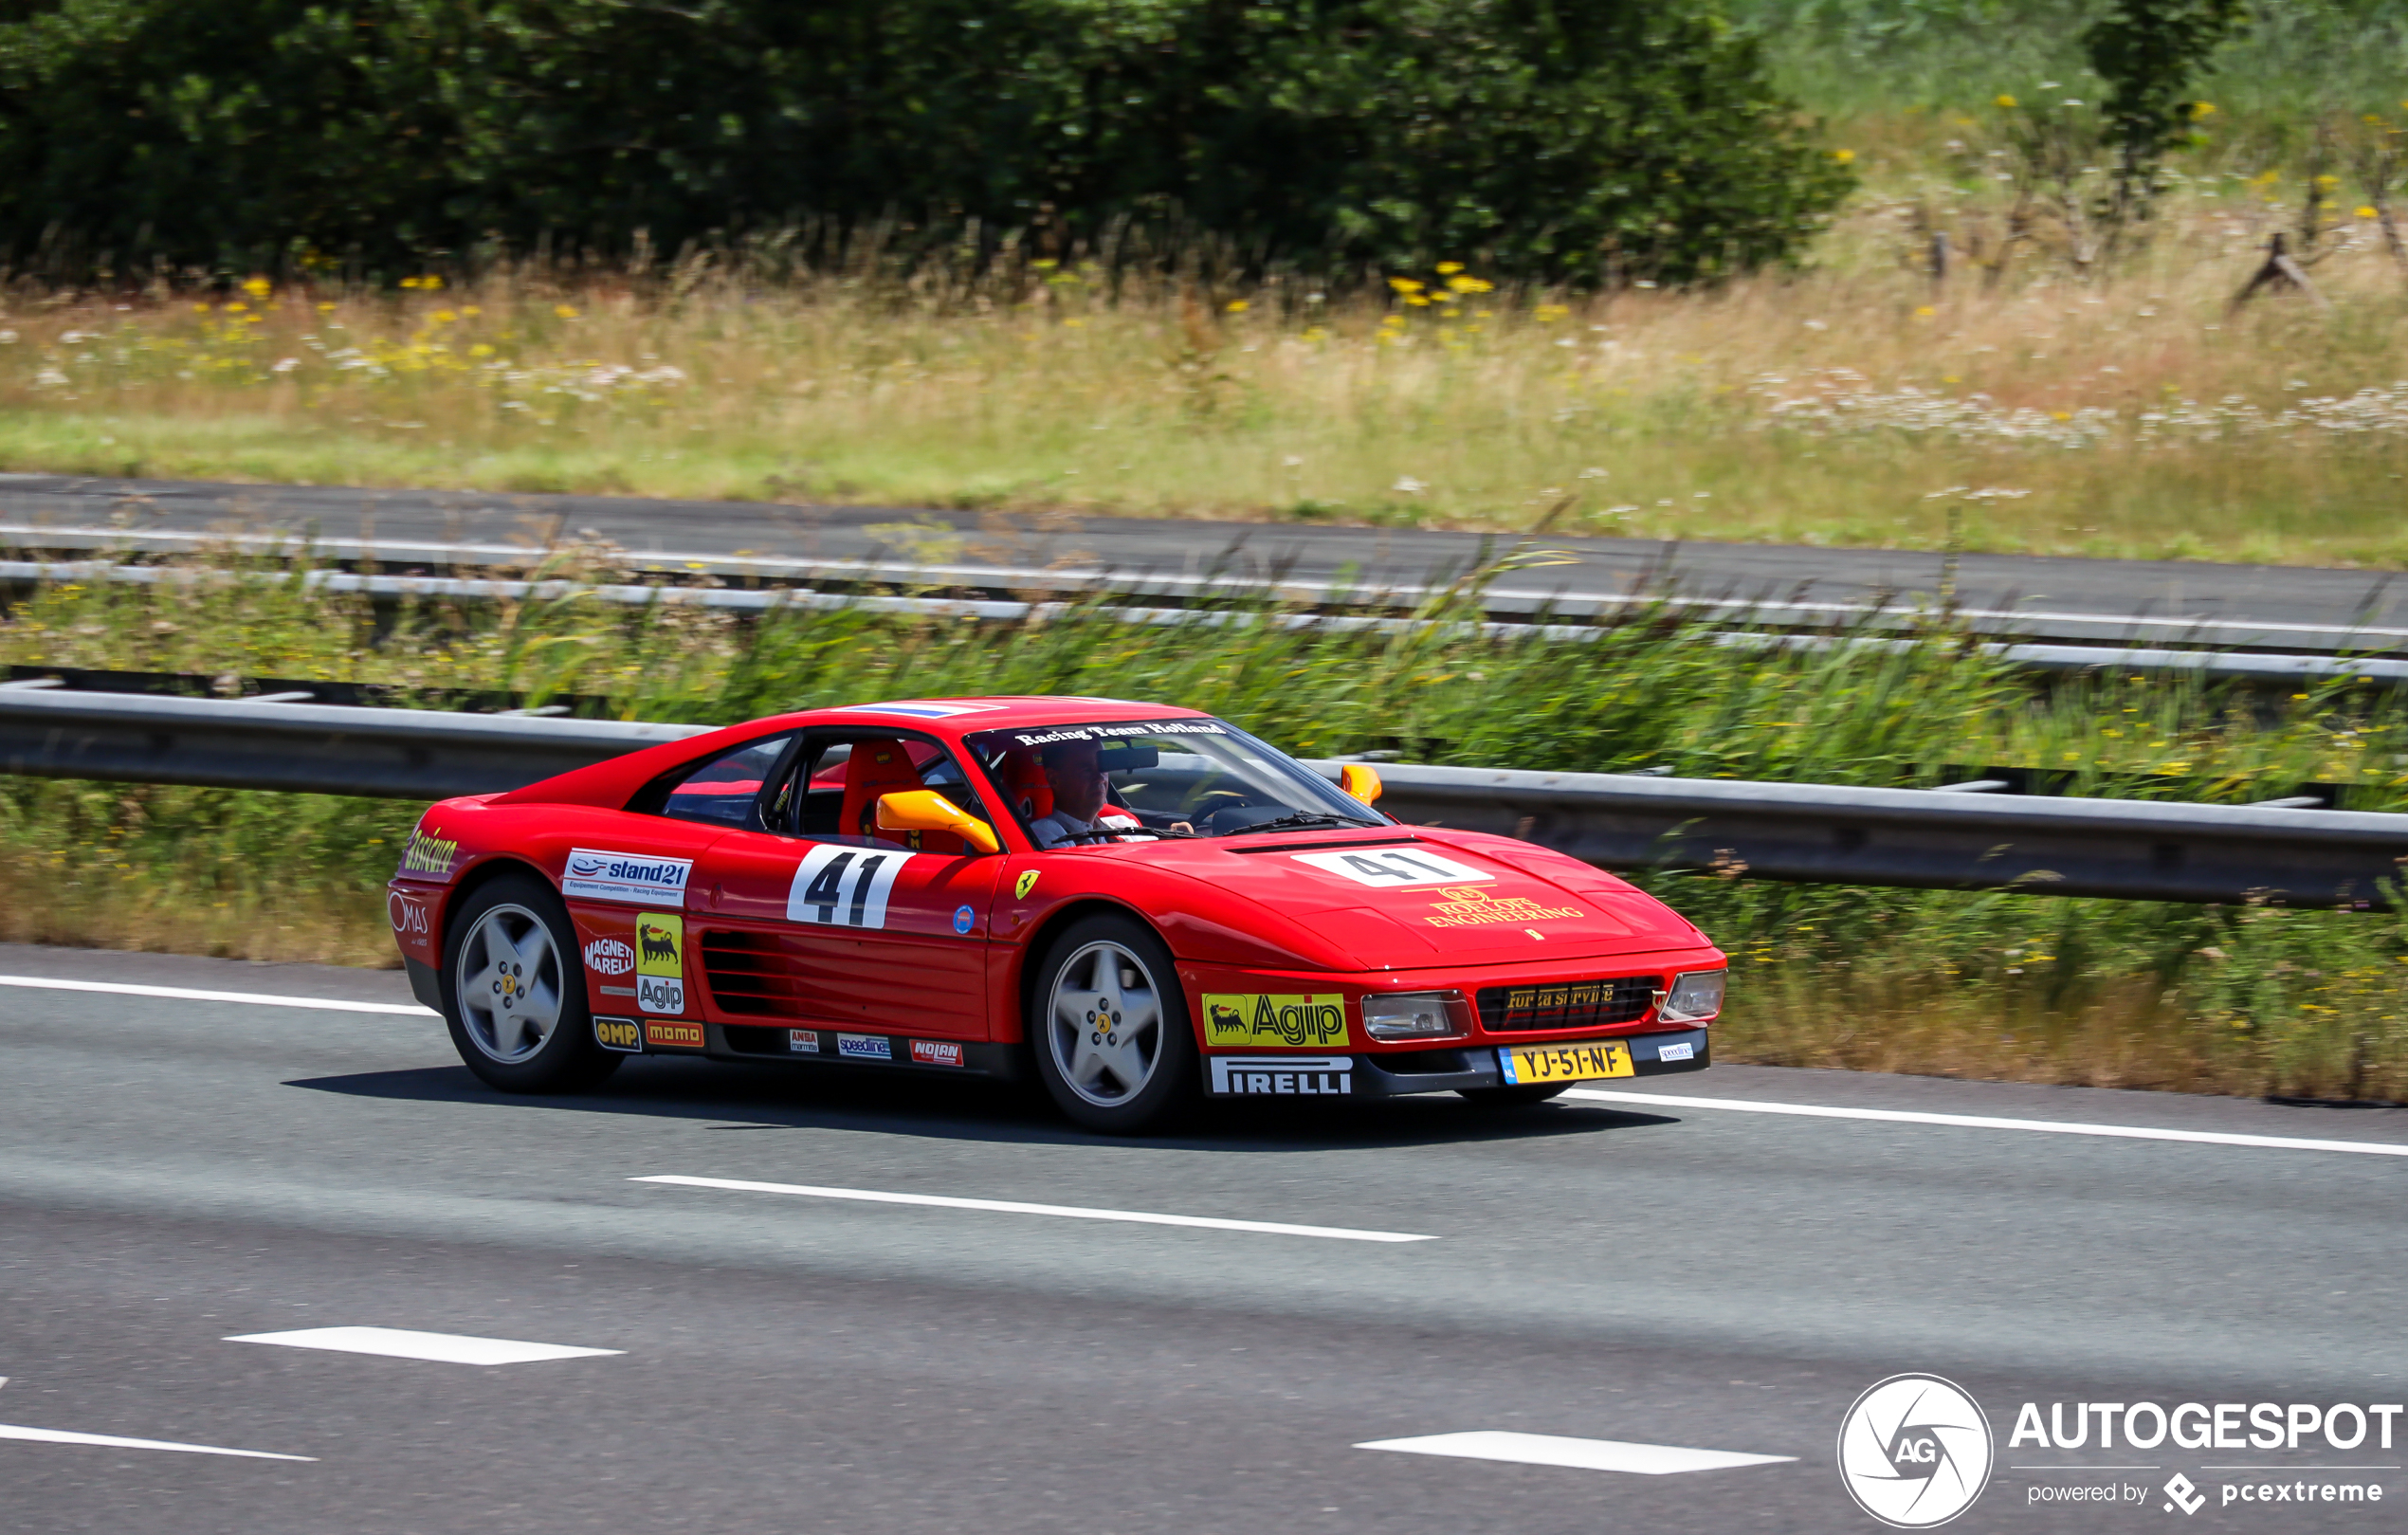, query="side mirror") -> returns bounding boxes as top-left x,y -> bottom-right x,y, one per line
1339,762 -> 1383,805
876,789 -> 1002,854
